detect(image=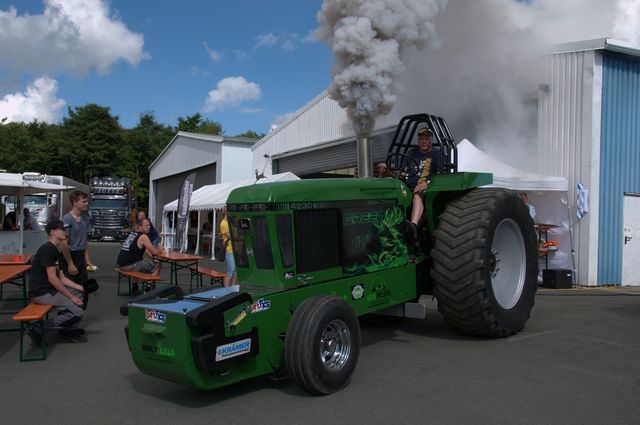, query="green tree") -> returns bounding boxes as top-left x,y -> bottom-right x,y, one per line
60,104 -> 123,183
177,113 -> 223,135
121,111 -> 173,209
177,113 -> 203,132
234,130 -> 264,139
